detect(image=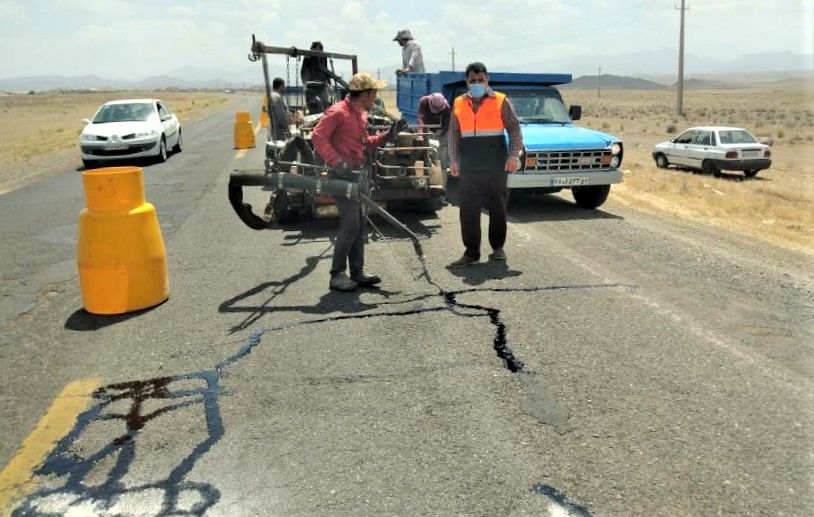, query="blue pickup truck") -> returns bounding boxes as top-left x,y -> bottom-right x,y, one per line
397,71 -> 623,209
